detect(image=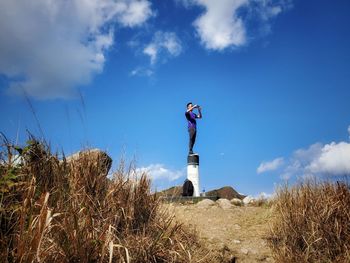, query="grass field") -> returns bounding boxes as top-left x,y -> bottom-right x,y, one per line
1,136 -> 349,262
